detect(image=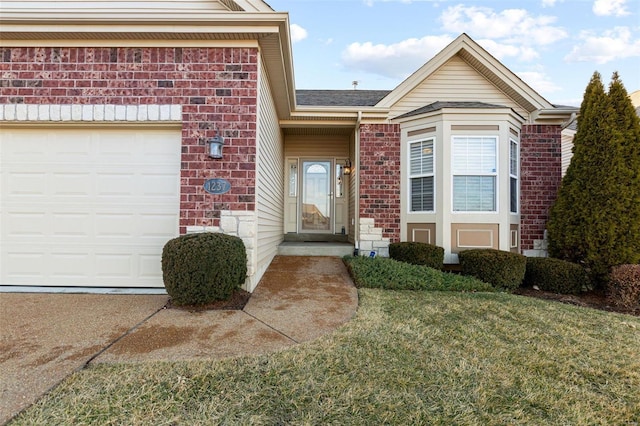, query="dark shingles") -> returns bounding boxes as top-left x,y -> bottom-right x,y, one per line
394,101 -> 508,119
296,90 -> 392,107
